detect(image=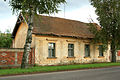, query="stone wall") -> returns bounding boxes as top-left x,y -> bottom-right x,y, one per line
0,48 -> 34,68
